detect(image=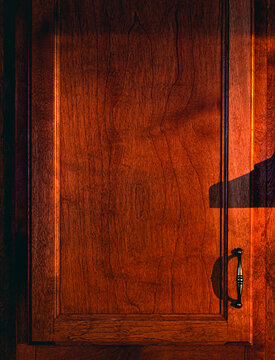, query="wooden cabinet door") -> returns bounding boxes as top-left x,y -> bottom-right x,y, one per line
31,0 -> 252,344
